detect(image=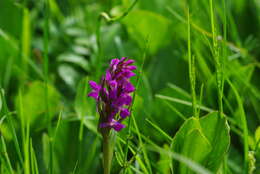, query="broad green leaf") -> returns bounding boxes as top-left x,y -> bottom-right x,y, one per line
171,117 -> 203,173
171,112 -> 230,173
171,117 -> 212,174
200,112 -> 230,173
171,117 -> 200,153
180,129 -> 212,174
15,81 -> 61,129
122,10 -> 171,54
